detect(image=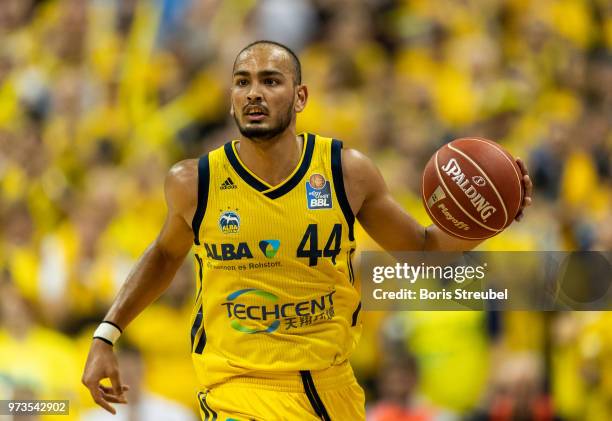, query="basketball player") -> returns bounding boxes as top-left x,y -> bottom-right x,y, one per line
82,40 -> 533,420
